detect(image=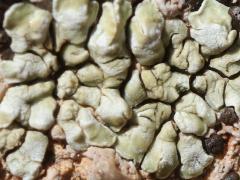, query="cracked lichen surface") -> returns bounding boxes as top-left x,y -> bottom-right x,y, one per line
0,0 -> 240,179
